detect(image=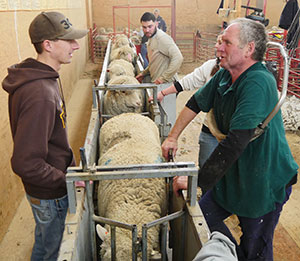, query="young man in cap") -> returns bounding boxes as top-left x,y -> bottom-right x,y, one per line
2,11 -> 88,260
